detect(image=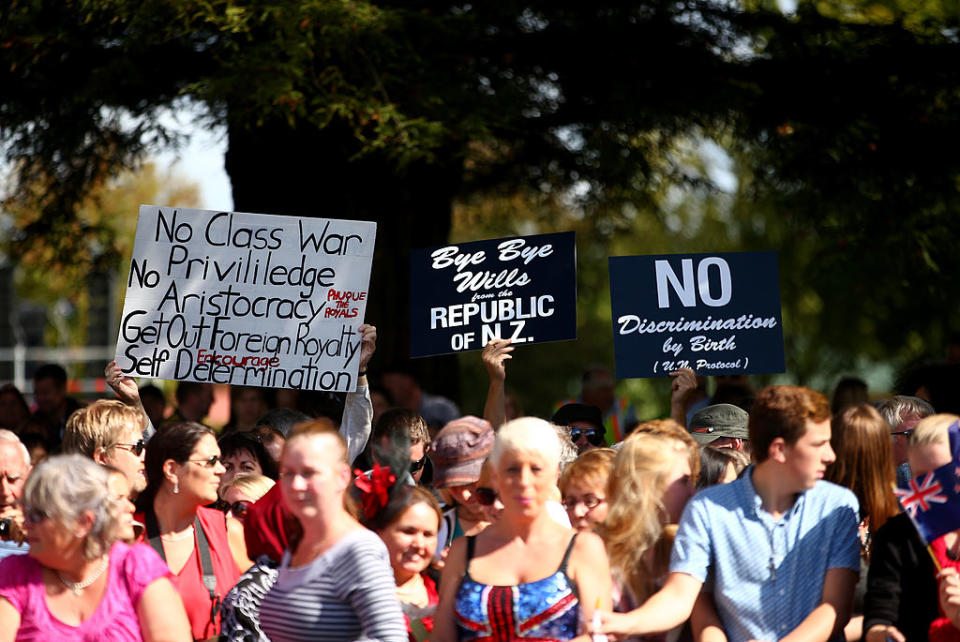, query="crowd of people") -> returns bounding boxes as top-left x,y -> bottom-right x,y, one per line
1,327 -> 960,641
